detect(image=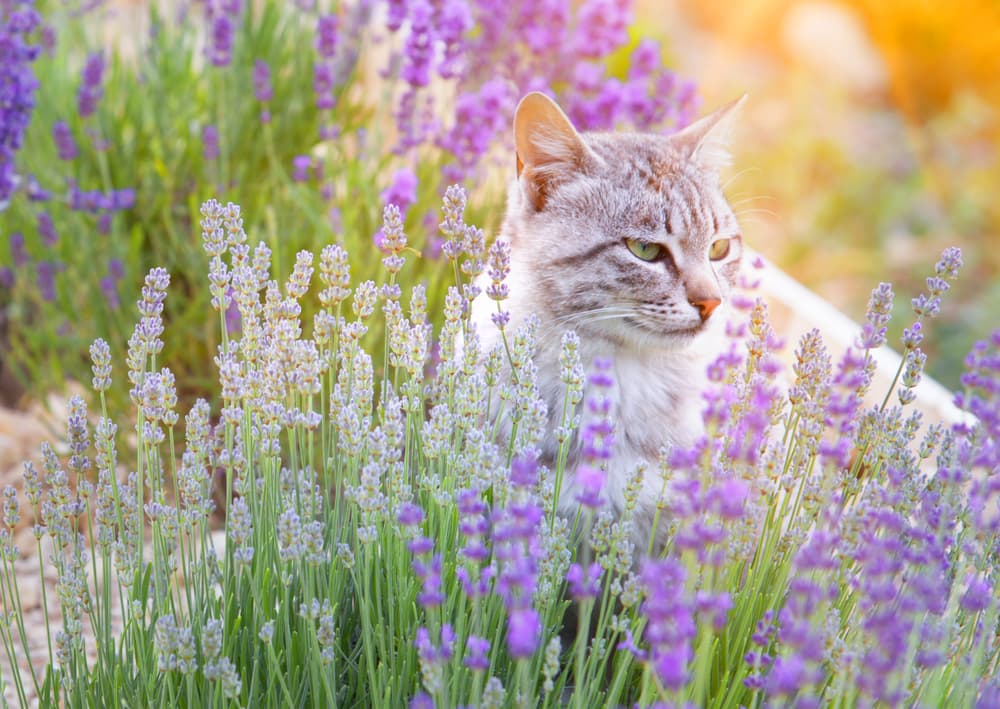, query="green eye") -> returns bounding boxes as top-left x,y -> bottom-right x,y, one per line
626,238 -> 664,262
709,238 -> 731,261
